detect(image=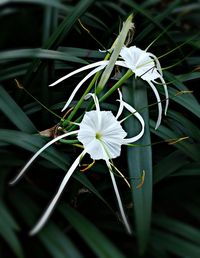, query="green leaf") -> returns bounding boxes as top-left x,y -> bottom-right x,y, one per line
152,229 -> 200,258
150,120 -> 200,161
23,0 -> 95,84
0,49 -> 87,64
167,110 -> 200,139
153,215 -> 200,245
0,202 -> 24,258
60,204 -> 126,258
40,224 -> 84,258
10,192 -> 83,258
162,72 -> 200,118
0,0 -> 70,11
0,129 -> 109,207
0,86 -> 36,133
173,162 -> 200,177
123,79 -> 152,255
153,150 -> 190,184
